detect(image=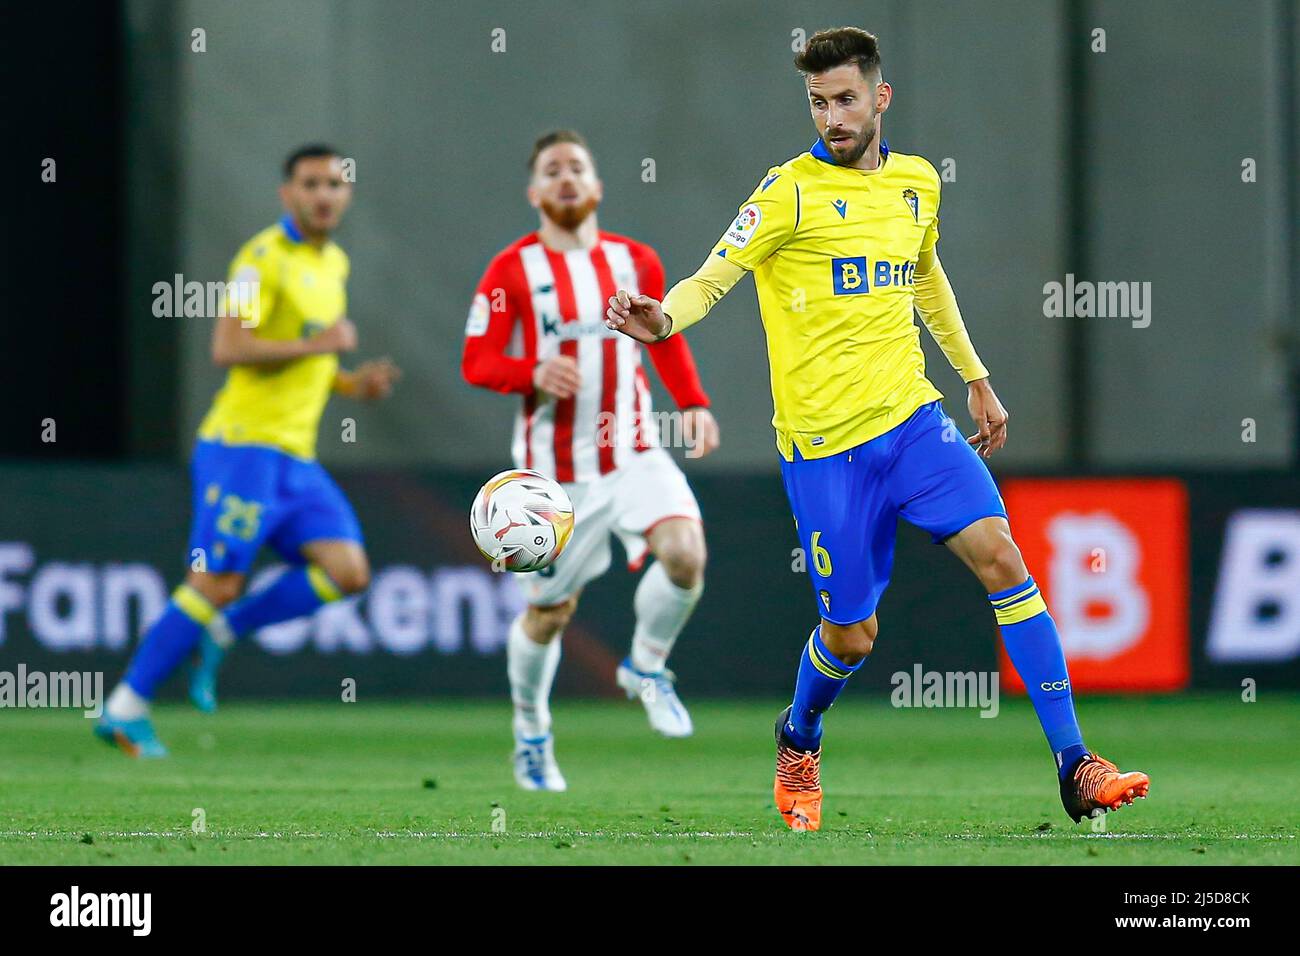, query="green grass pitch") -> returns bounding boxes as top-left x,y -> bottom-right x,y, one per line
1,695 -> 1296,865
